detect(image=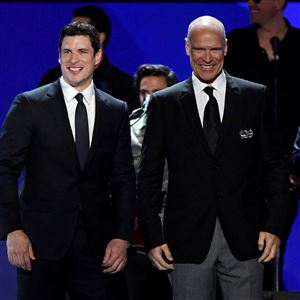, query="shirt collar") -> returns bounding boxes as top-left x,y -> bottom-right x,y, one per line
60,77 -> 95,105
192,70 -> 226,93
